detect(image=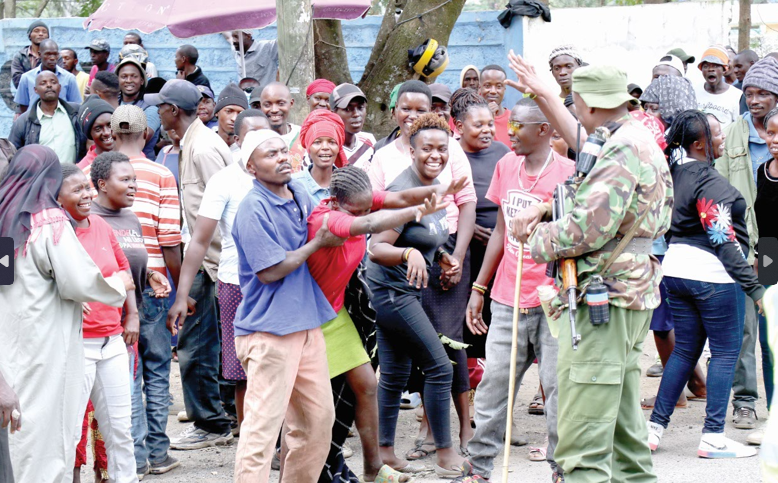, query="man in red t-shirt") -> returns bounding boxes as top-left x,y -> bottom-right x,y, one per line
463,98 -> 574,483
479,65 -> 511,148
